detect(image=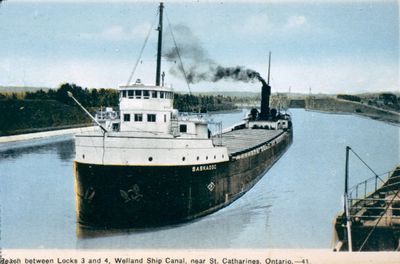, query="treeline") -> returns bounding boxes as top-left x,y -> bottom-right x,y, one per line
174,93 -> 237,112
0,99 -> 91,136
0,83 -> 114,136
2,83 -> 237,112
337,94 -> 362,102
337,92 -> 400,111
24,83 -> 119,107
0,83 -> 238,136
